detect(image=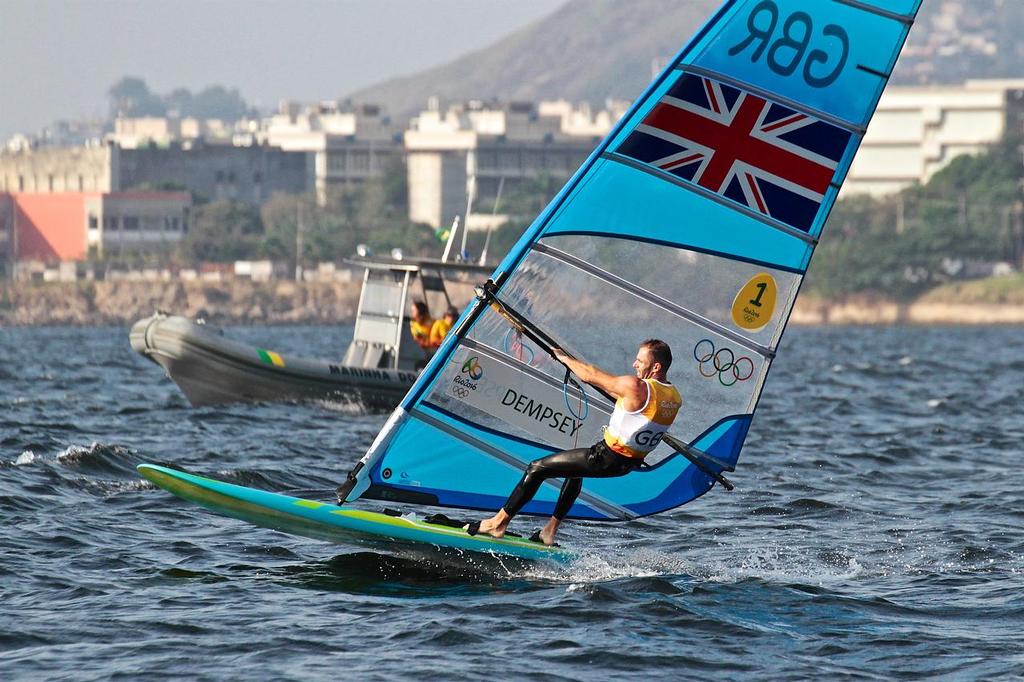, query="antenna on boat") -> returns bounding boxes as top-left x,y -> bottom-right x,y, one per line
294,202 -> 304,282
459,176 -> 476,261
441,215 -> 459,263
479,176 -> 504,266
